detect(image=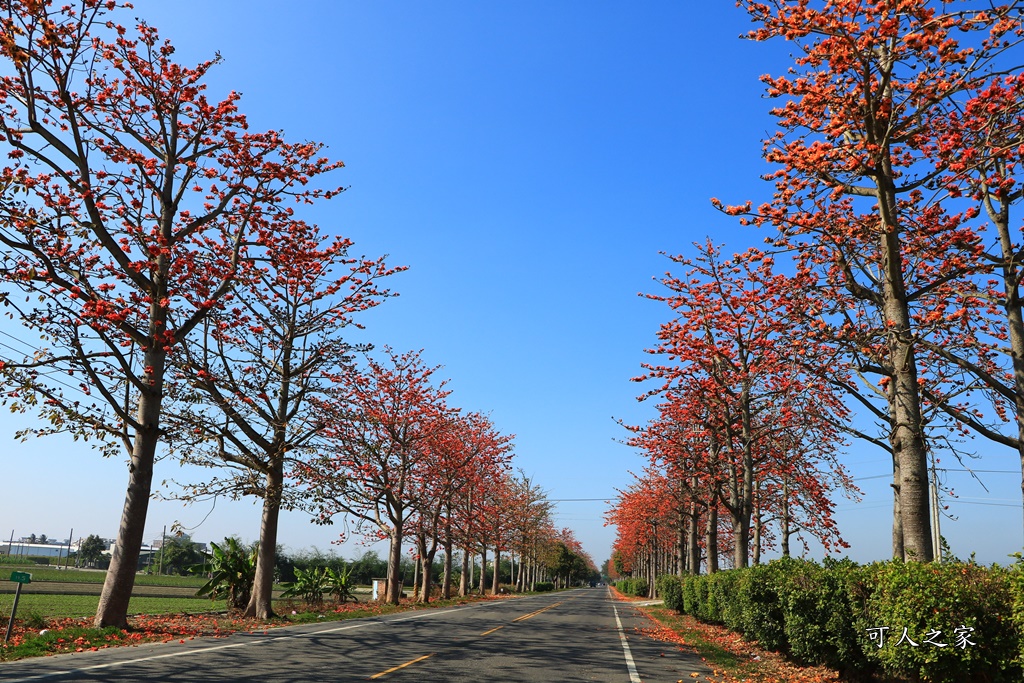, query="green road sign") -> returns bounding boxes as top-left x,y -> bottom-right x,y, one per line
9,571 -> 31,584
